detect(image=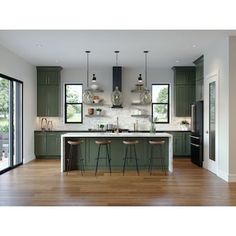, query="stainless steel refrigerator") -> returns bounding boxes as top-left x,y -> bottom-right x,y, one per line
190,101 -> 204,167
